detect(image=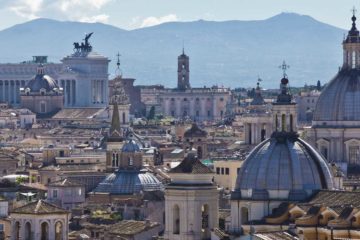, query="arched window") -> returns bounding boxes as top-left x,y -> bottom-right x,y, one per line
173,205 -> 180,234
261,129 -> 266,141
275,114 -> 279,131
353,51 -> 356,69
25,222 -> 31,240
128,157 -> 133,166
115,153 -> 119,167
41,222 -> 49,240
112,153 -> 115,167
55,221 -> 63,240
281,114 -> 286,132
15,221 -> 20,240
122,112 -> 126,124
349,146 -> 360,165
